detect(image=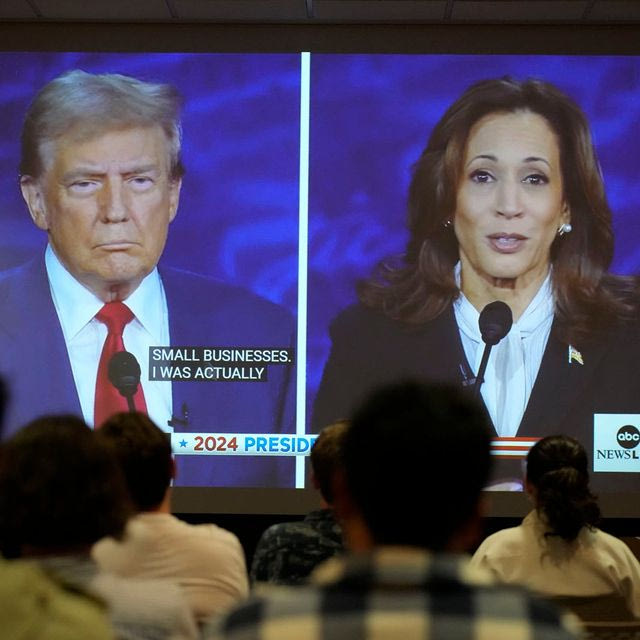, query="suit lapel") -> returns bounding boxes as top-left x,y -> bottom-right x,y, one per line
1,257 -> 81,434
518,321 -> 609,437
438,309 -> 609,439
159,267 -> 202,430
422,305 -> 475,386
430,307 -> 497,428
